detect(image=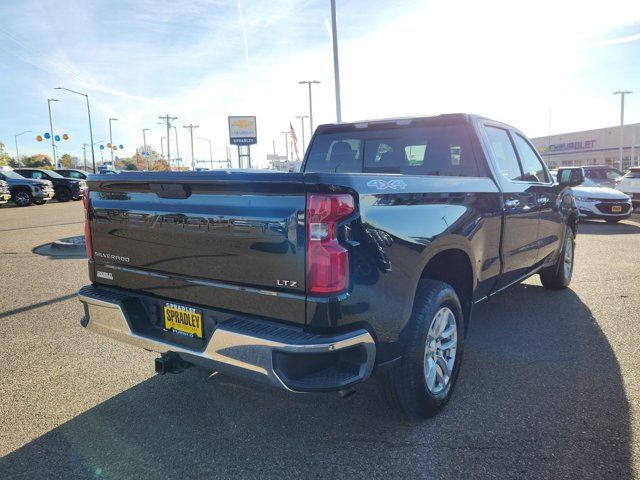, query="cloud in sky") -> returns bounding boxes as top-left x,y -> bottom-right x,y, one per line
0,0 -> 639,167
